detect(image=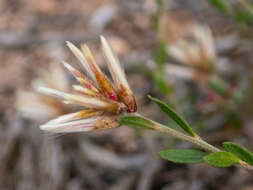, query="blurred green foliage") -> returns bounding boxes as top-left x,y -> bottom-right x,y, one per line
208,0 -> 231,13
